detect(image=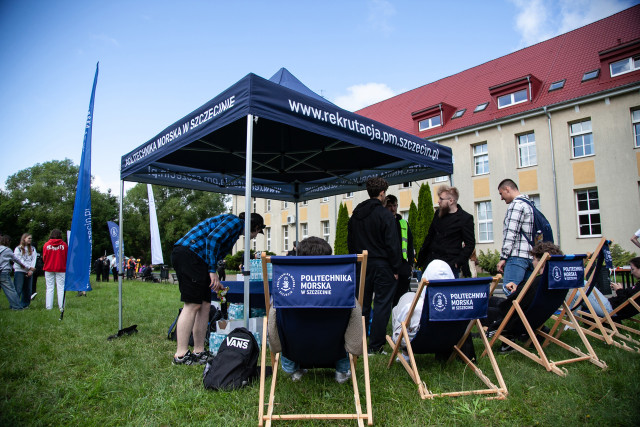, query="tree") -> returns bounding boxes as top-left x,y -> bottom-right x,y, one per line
408,200 -> 418,244
414,183 -> 434,257
334,203 -> 349,255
